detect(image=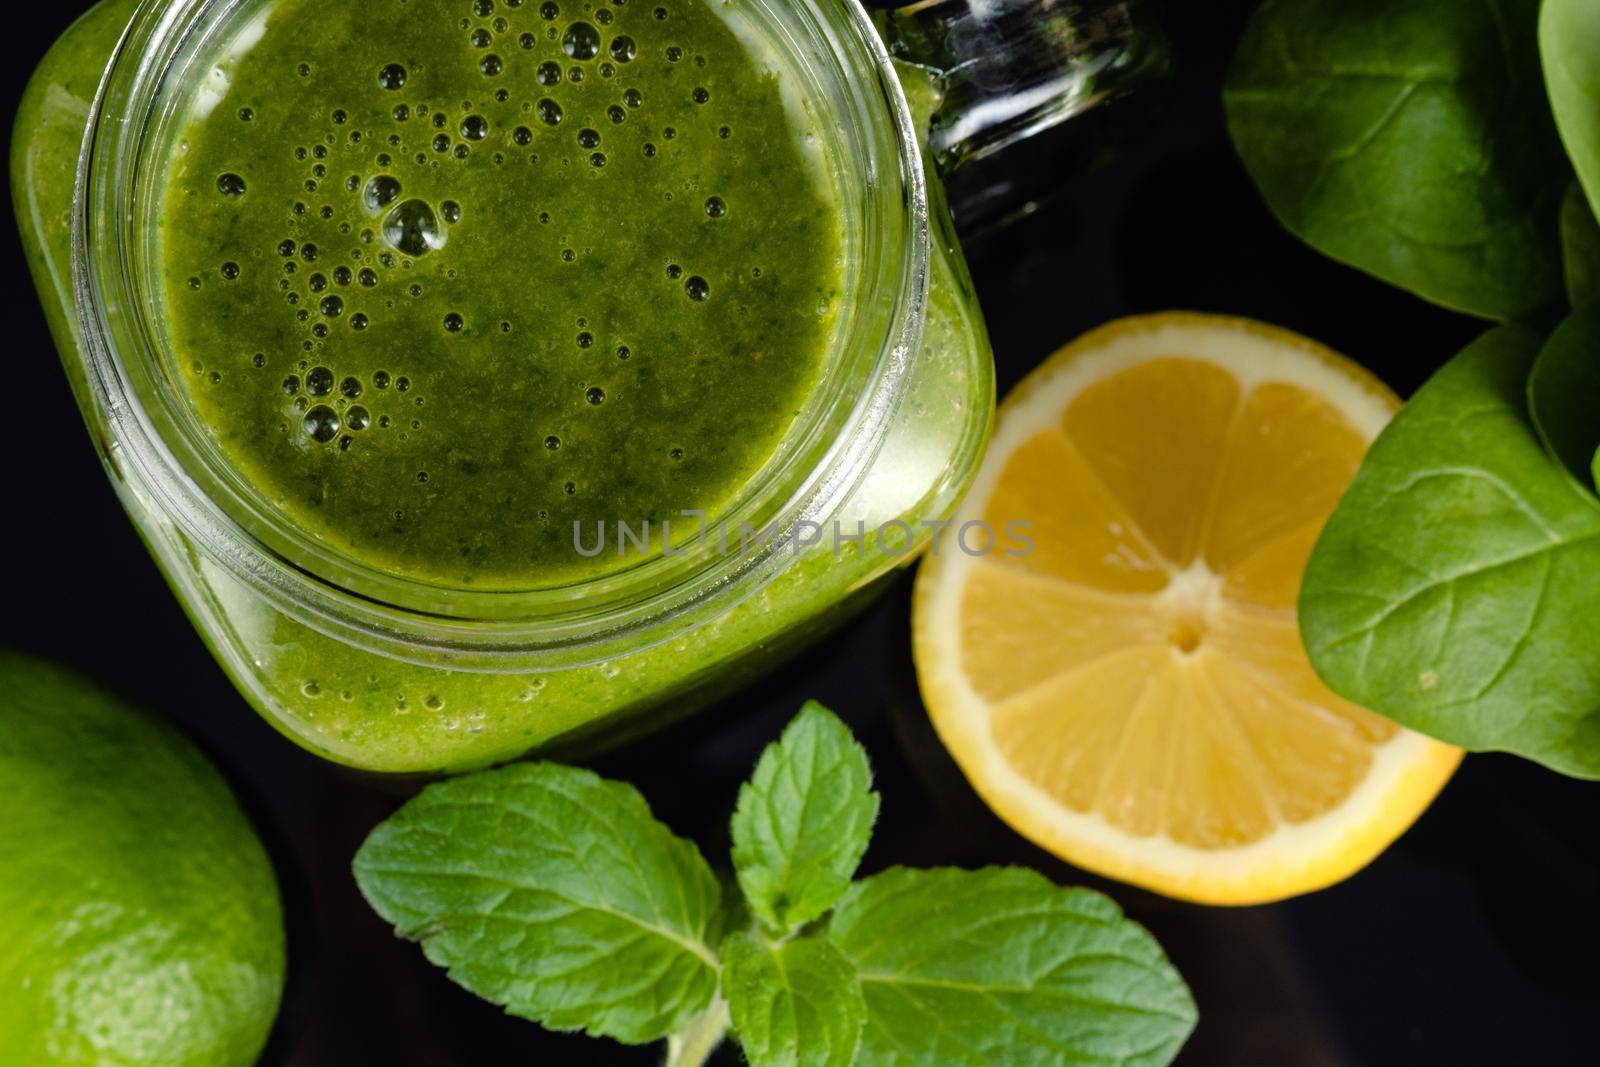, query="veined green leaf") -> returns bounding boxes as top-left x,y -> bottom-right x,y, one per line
731,701 -> 879,934
1302,326 -> 1600,778
1529,301 -> 1600,492
353,762 -> 722,1044
826,867 -> 1196,1067
1225,0 -> 1569,322
723,933 -> 865,1067
1559,183 -> 1600,309
1543,0 -> 1600,219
